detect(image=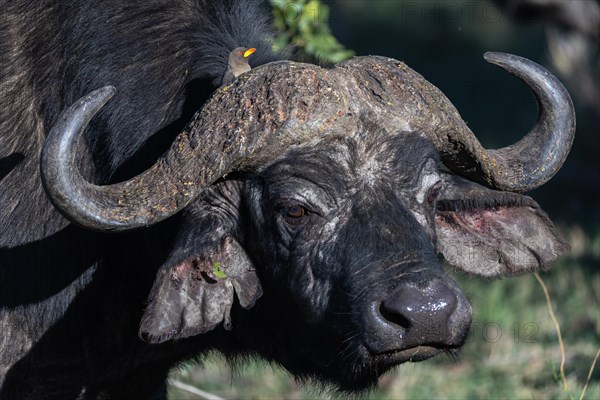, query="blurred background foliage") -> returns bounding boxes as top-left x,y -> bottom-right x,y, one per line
170,0 -> 599,398
270,0 -> 355,62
